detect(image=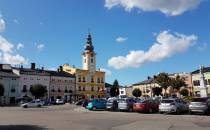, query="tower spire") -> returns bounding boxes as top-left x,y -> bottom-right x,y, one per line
84,32 -> 94,51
